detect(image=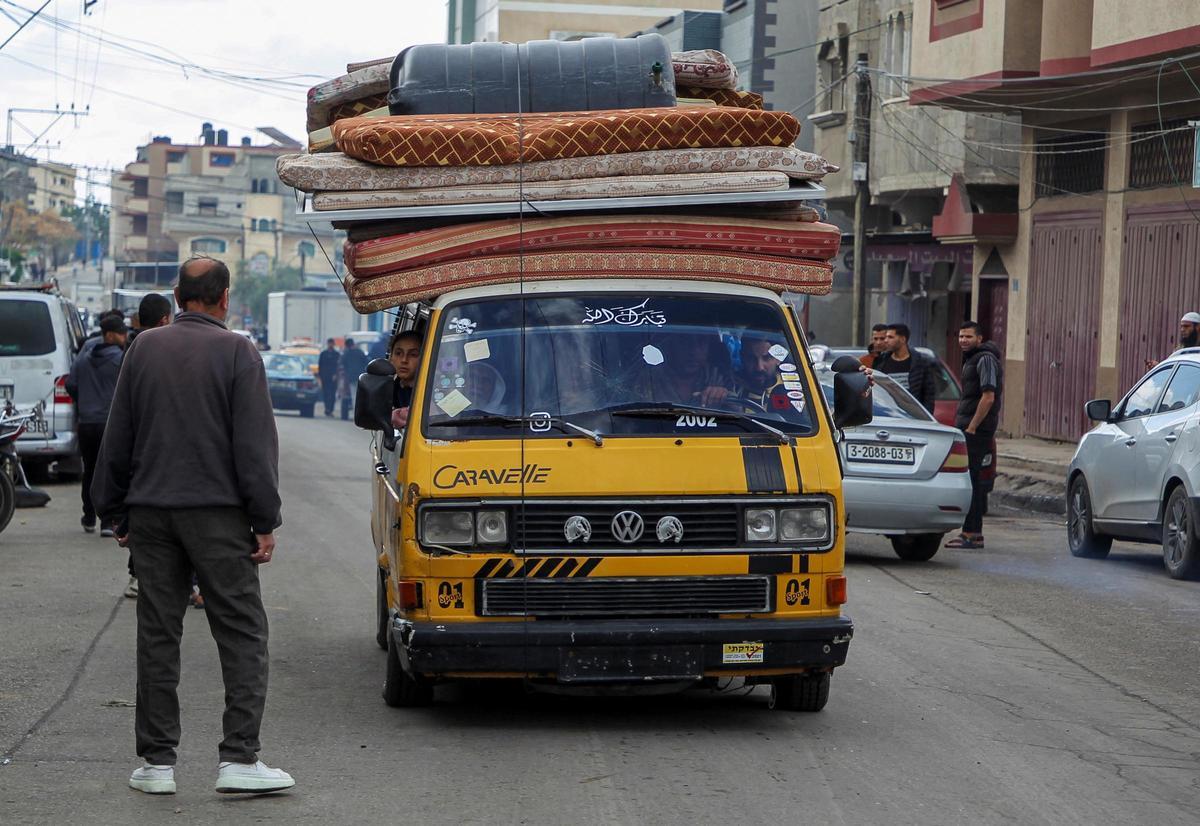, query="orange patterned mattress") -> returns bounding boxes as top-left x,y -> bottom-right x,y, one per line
331,106 -> 801,167
342,249 -> 833,312
345,215 -> 841,279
